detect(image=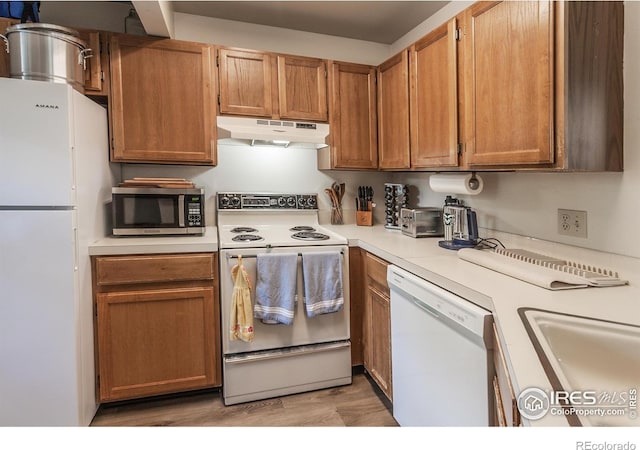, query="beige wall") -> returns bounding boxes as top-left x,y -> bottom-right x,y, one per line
39,1 -> 133,33
172,12 -> 390,65
390,1 -> 472,54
